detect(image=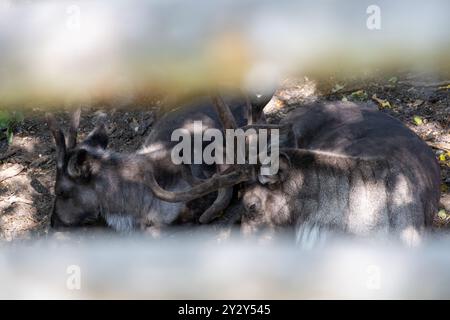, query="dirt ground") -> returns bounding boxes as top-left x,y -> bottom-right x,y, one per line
0,73 -> 449,240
